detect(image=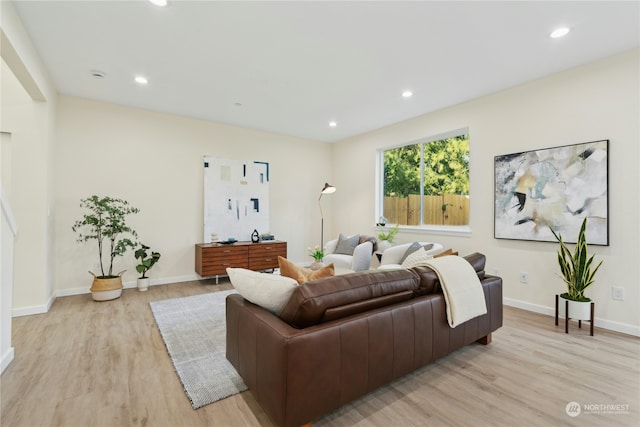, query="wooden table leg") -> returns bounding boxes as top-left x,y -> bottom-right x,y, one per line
590,302 -> 595,336
555,294 -> 559,326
